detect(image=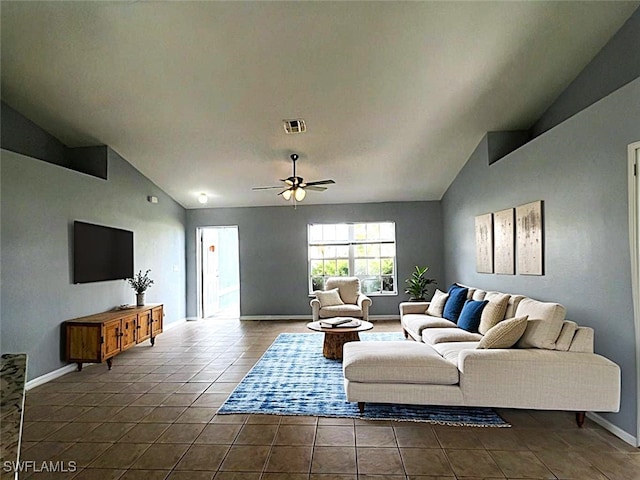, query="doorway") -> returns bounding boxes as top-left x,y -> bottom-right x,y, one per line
197,226 -> 240,319
629,142 -> 640,446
